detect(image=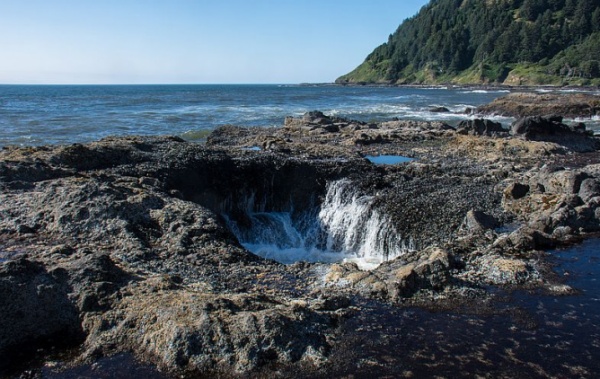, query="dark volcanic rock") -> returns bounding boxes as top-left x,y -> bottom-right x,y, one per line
456,118 -> 507,137
509,115 -> 599,151
461,210 -> 499,233
477,92 -> 600,118
2,110 -> 600,377
511,115 -> 570,138
0,258 -> 82,369
504,183 -> 530,200
579,178 -> 600,202
429,106 -> 450,113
